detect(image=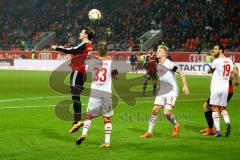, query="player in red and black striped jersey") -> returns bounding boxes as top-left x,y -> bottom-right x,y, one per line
52,27 -> 94,133
143,48 -> 158,95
